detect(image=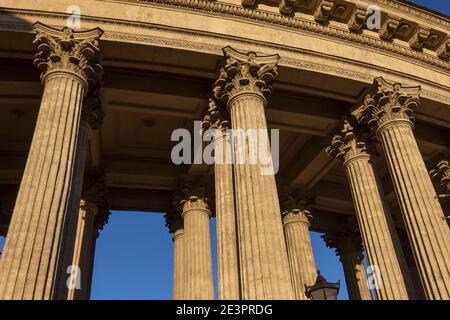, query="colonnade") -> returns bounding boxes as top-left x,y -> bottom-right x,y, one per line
0,23 -> 448,300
